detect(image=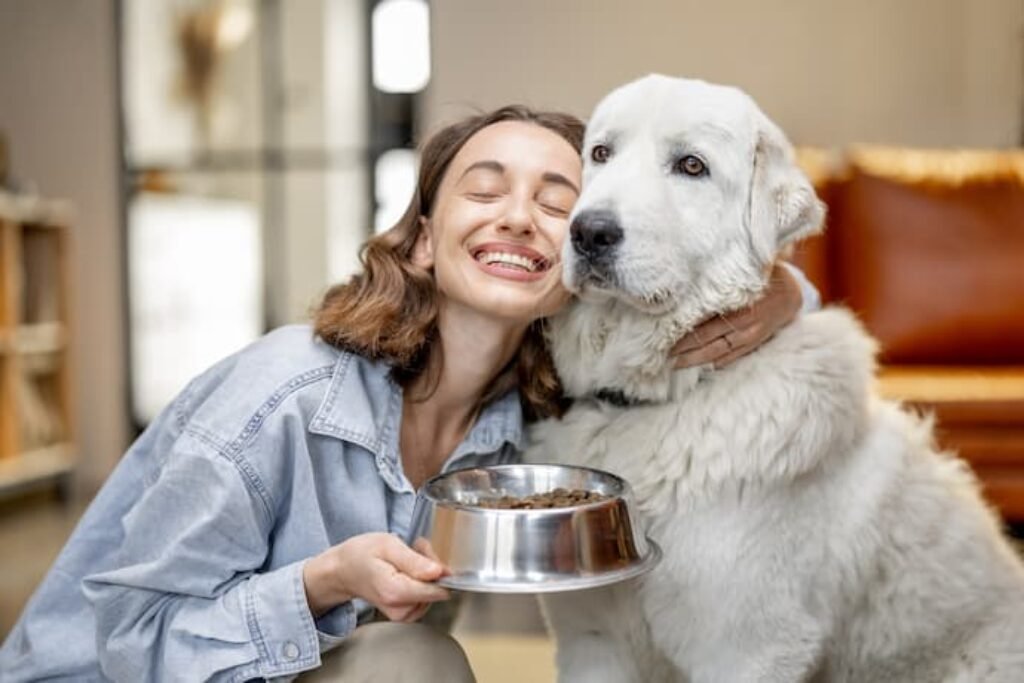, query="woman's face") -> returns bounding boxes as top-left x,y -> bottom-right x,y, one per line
415,121 -> 582,325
